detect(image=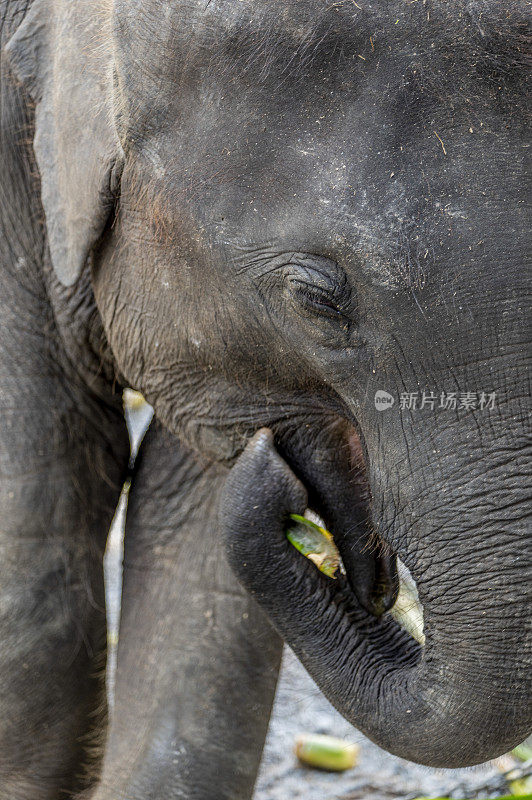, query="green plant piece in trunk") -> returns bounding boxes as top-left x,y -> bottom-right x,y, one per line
389,567 -> 425,645
512,742 -> 532,762
286,514 -> 341,578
